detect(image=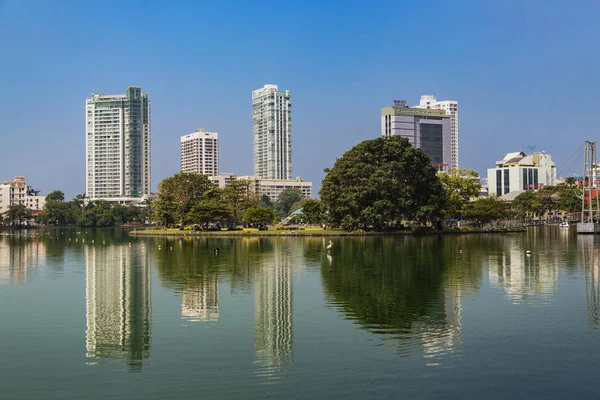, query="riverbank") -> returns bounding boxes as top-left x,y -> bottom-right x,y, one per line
129,226 -> 527,237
